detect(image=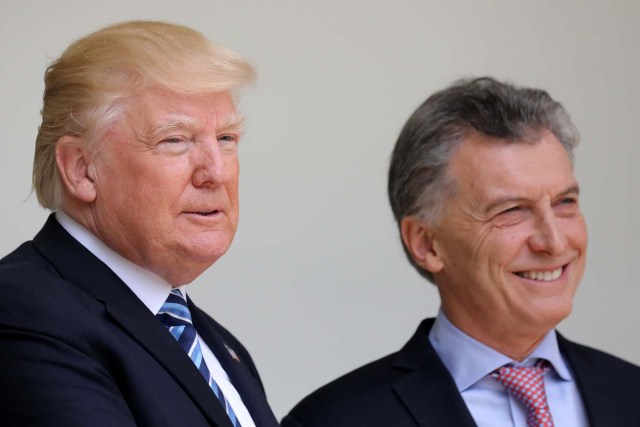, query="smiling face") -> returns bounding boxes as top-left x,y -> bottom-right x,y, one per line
426,131 -> 587,355
86,88 -> 243,285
